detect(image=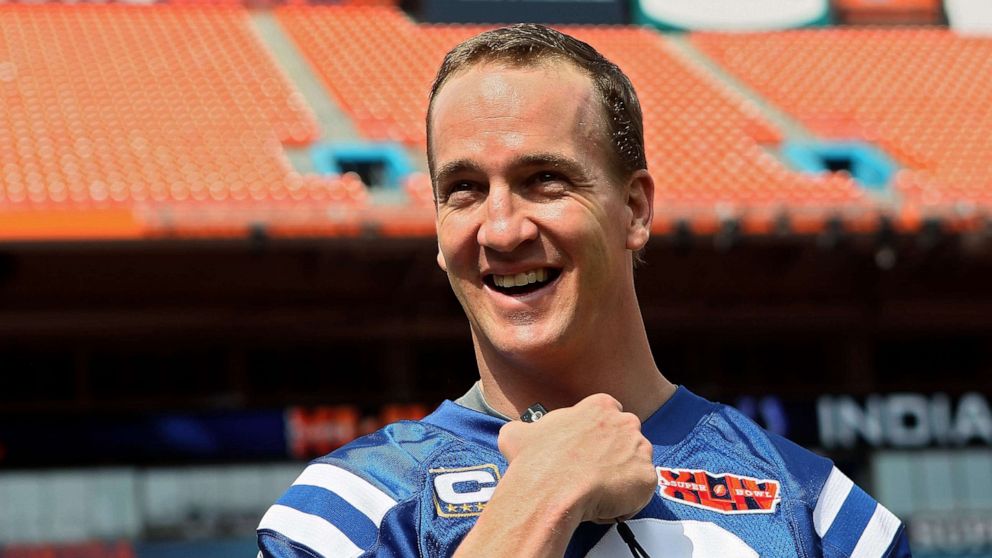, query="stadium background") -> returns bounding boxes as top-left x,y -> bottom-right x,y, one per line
0,0 -> 991,555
